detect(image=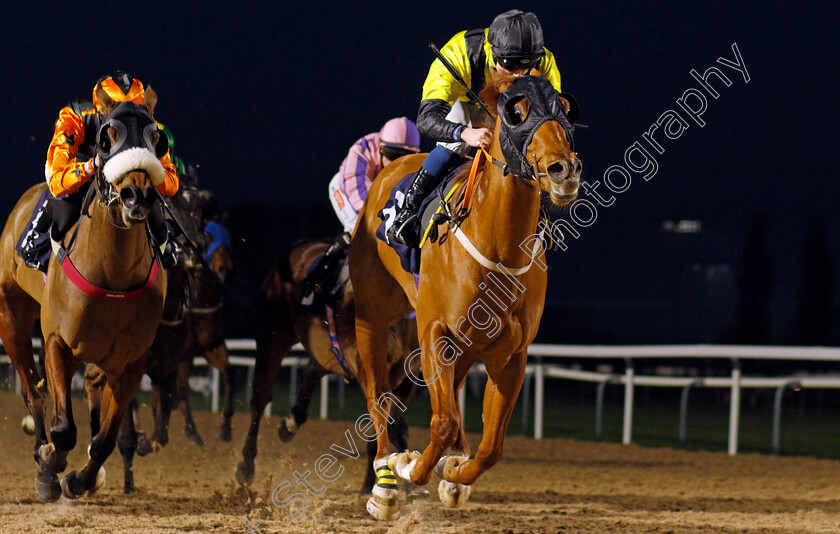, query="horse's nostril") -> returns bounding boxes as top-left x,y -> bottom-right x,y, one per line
547,161 -> 569,181
120,186 -> 139,207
